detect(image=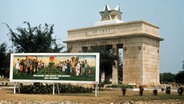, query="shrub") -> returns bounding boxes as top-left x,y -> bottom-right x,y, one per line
106,84 -> 134,88
17,83 -> 93,94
